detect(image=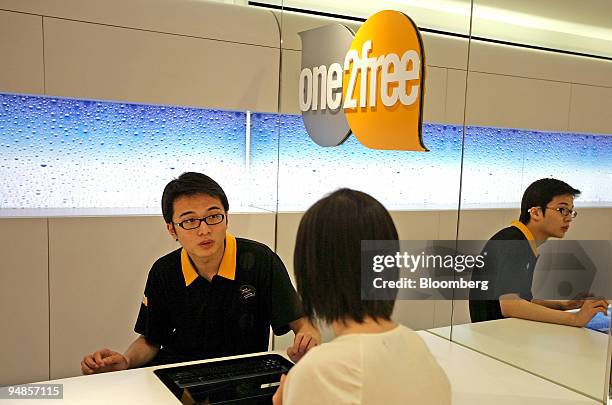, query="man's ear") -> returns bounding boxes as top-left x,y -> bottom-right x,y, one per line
529,207 -> 544,223
166,223 -> 178,241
